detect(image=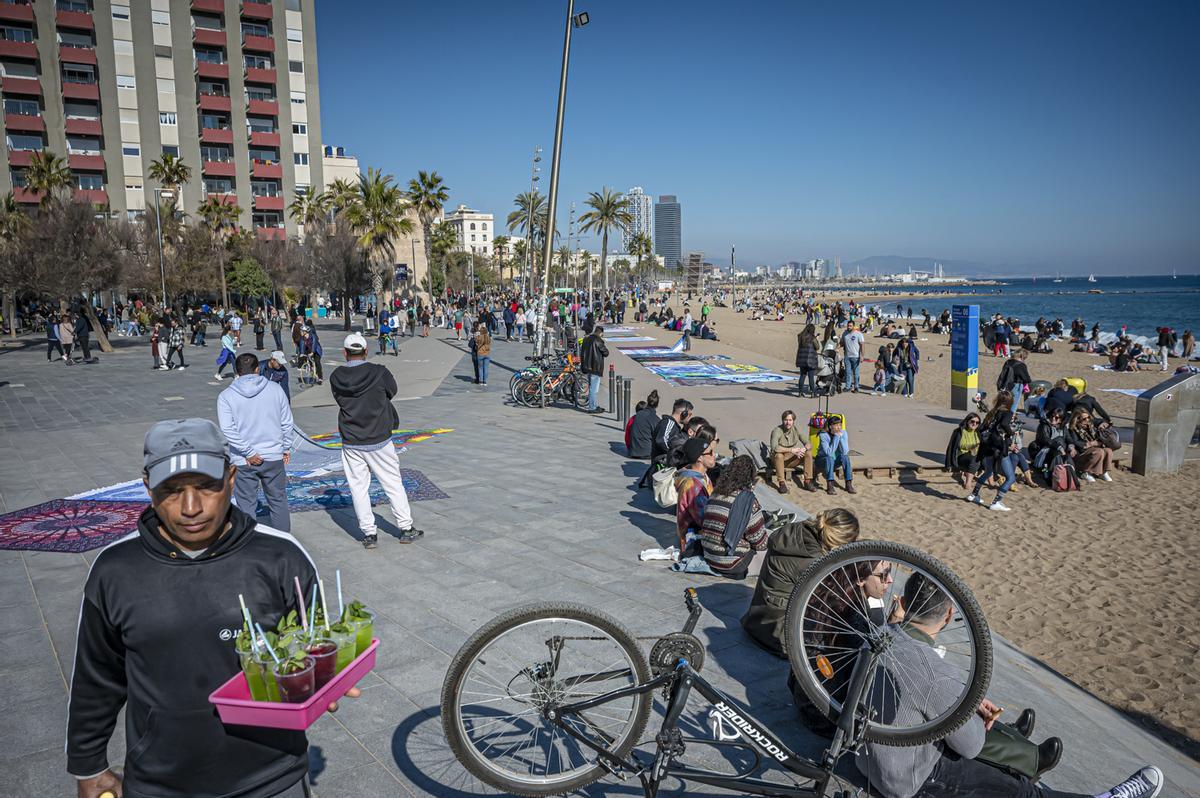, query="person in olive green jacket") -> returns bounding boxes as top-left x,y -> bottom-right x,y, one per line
741,508 -> 860,657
